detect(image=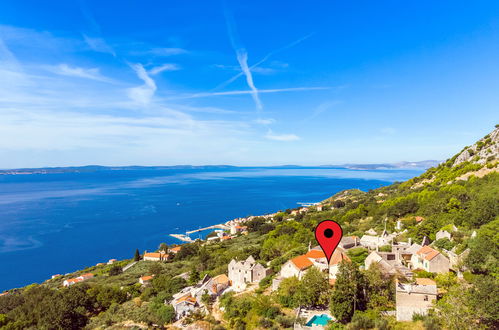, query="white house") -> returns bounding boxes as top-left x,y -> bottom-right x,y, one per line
328,249 -> 351,280
139,275 -> 154,285
63,273 -> 93,287
143,251 -> 169,261
410,246 -> 450,273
